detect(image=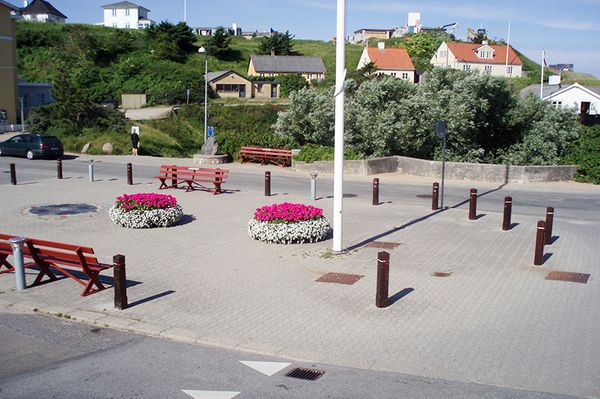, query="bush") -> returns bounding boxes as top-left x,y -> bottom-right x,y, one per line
562,125 -> 600,184
295,144 -> 362,163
